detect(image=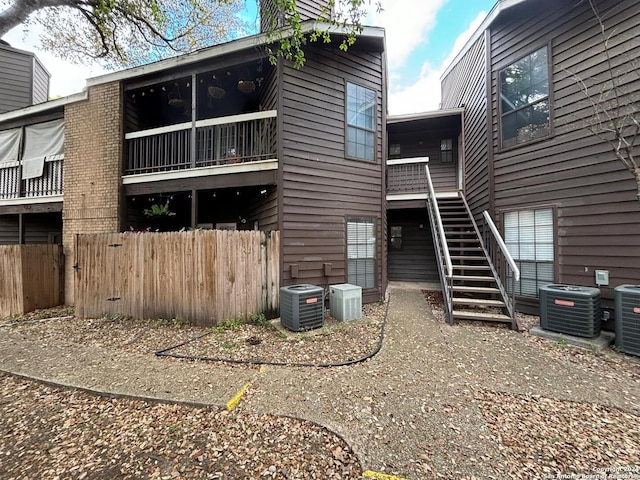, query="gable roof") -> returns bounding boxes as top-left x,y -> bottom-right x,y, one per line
441,0 -> 529,79
87,21 -> 386,88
